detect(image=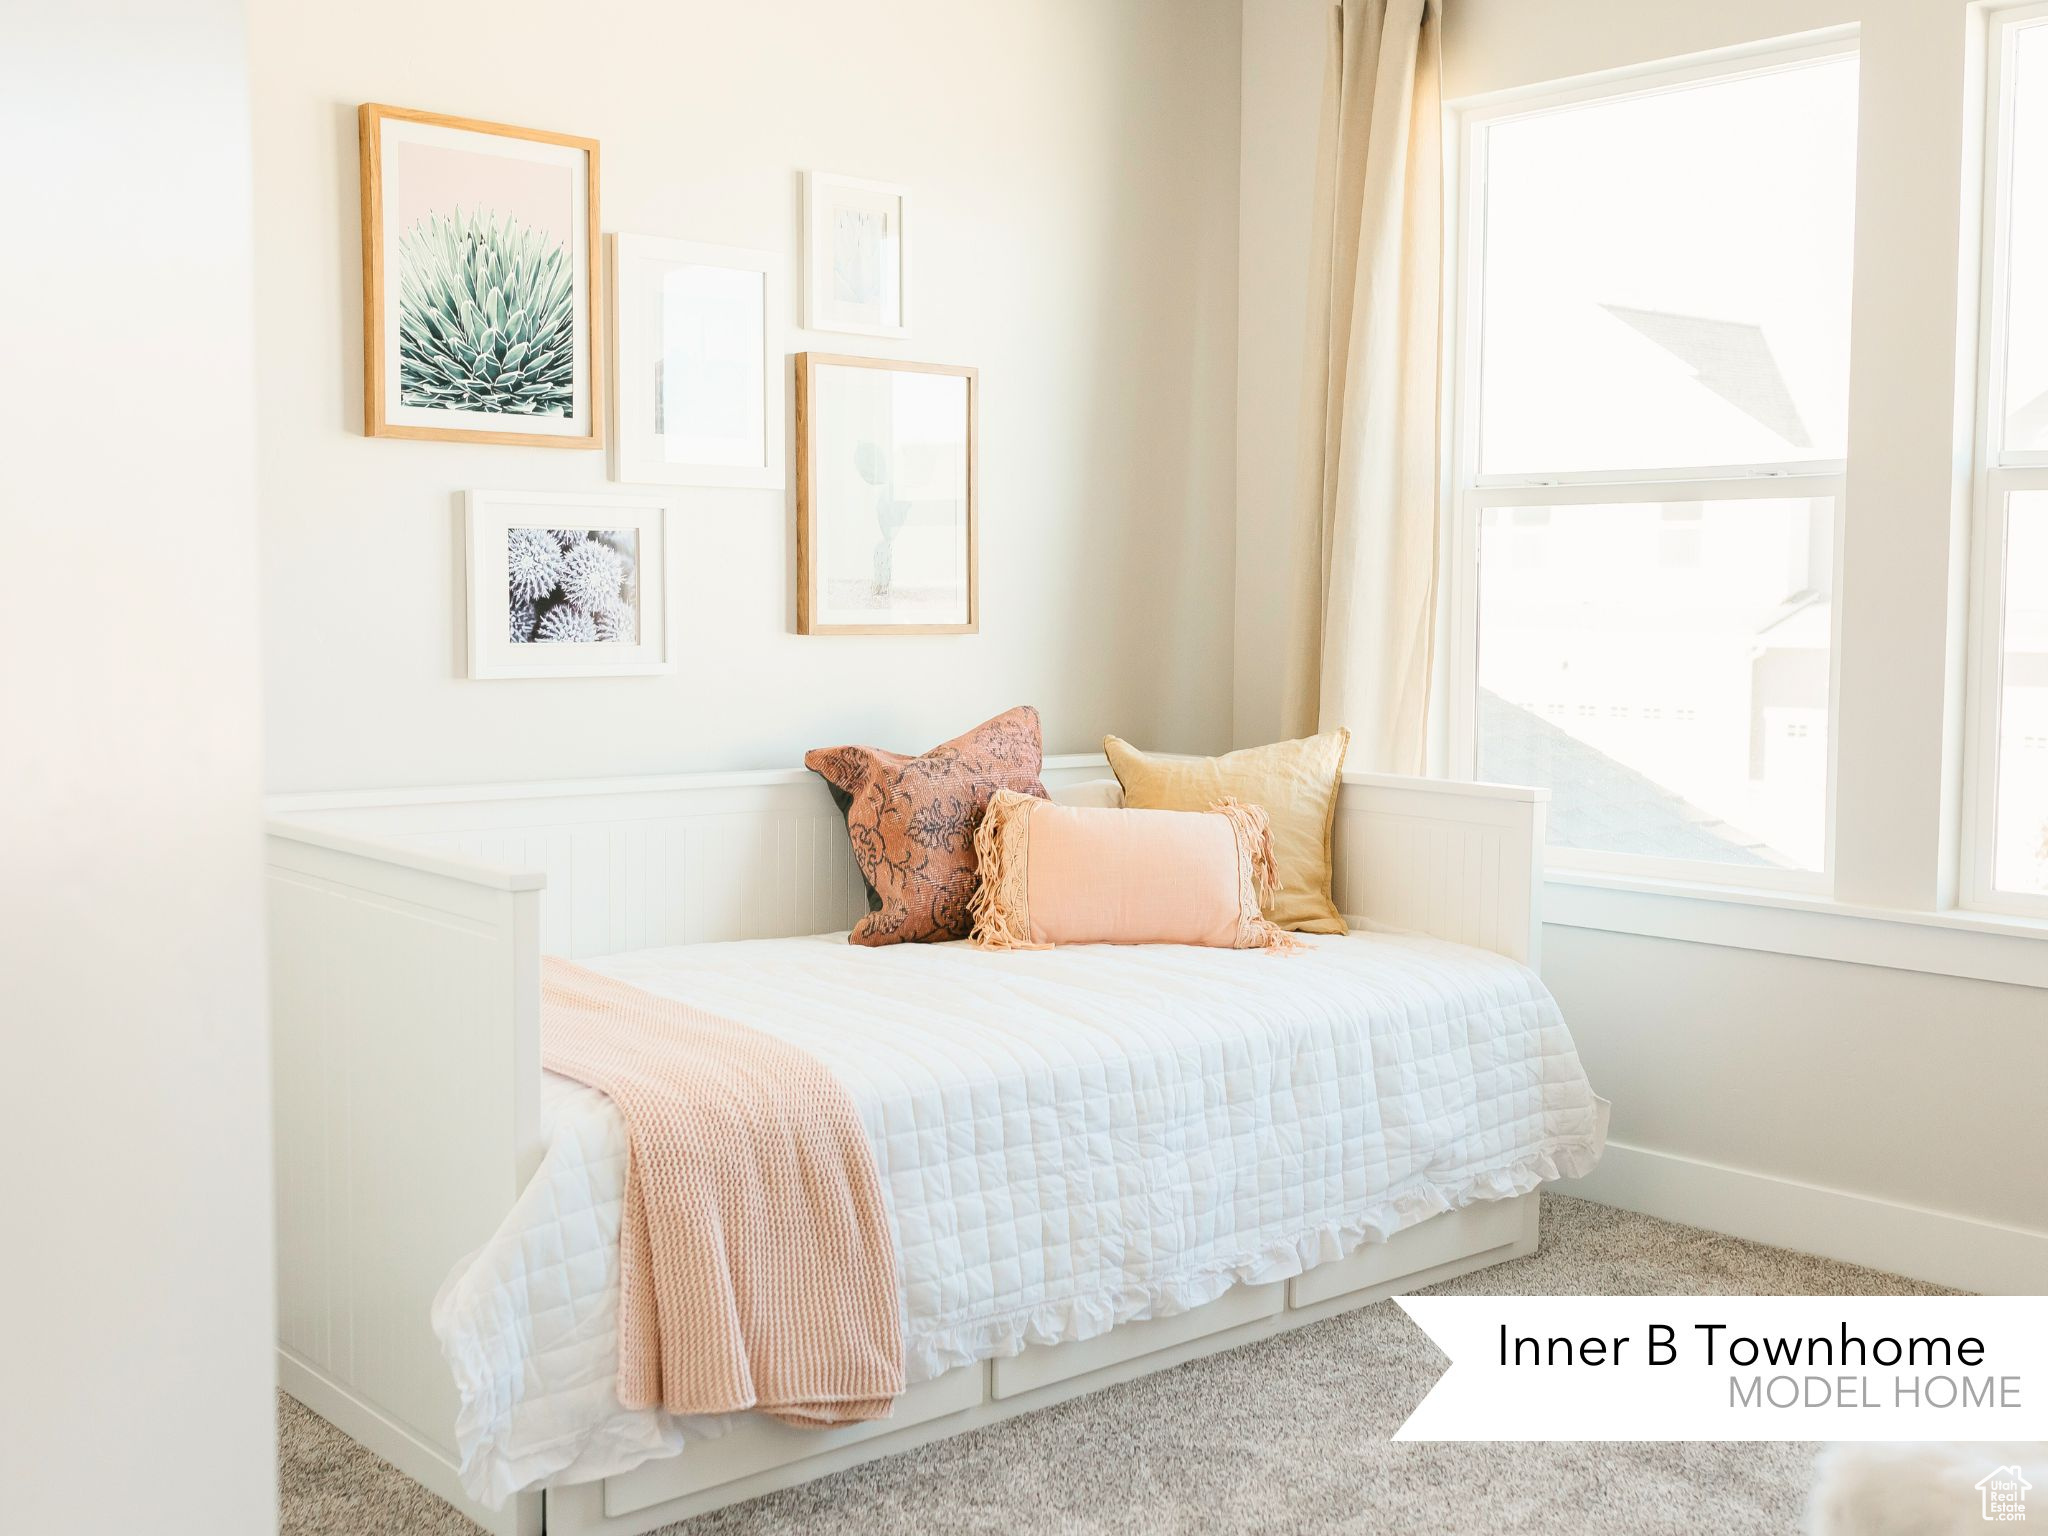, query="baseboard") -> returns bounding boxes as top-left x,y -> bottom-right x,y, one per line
1557,1140 -> 2048,1296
